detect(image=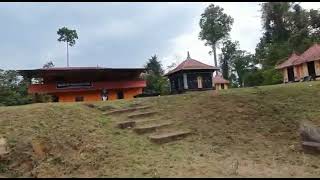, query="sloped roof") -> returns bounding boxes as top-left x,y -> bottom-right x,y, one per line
165,56 -> 219,76
18,66 -> 146,78
275,52 -> 301,69
275,44 -> 320,70
19,66 -> 146,71
294,43 -> 320,65
213,74 -> 230,84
